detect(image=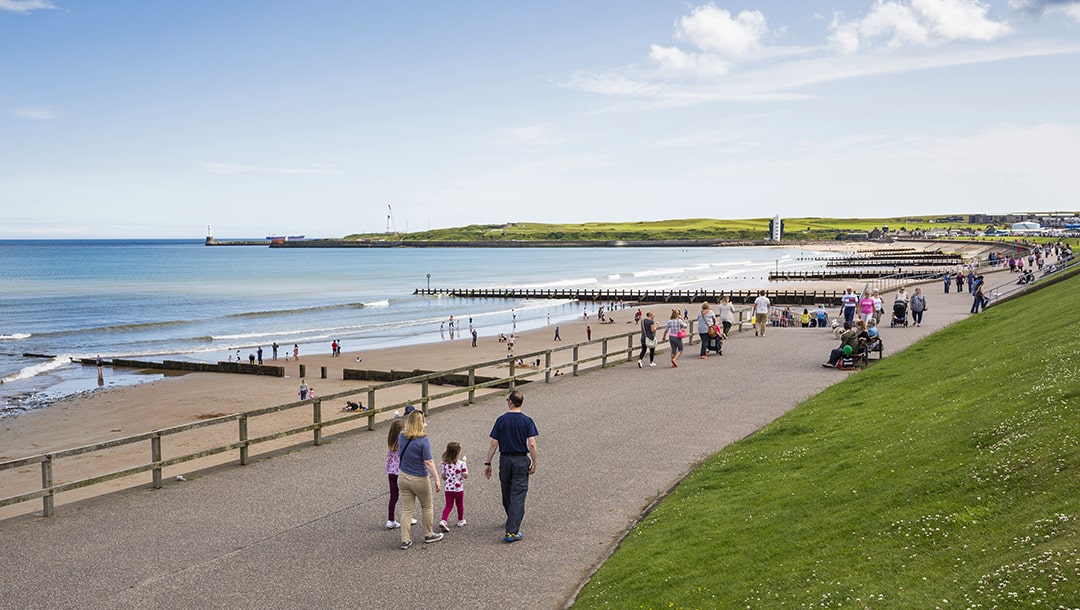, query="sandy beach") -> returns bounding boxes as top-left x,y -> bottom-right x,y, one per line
0,239 -> 1000,520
